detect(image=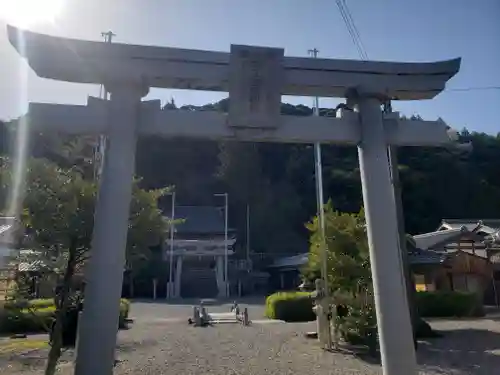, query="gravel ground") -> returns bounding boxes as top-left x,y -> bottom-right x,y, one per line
1,300 -> 499,374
